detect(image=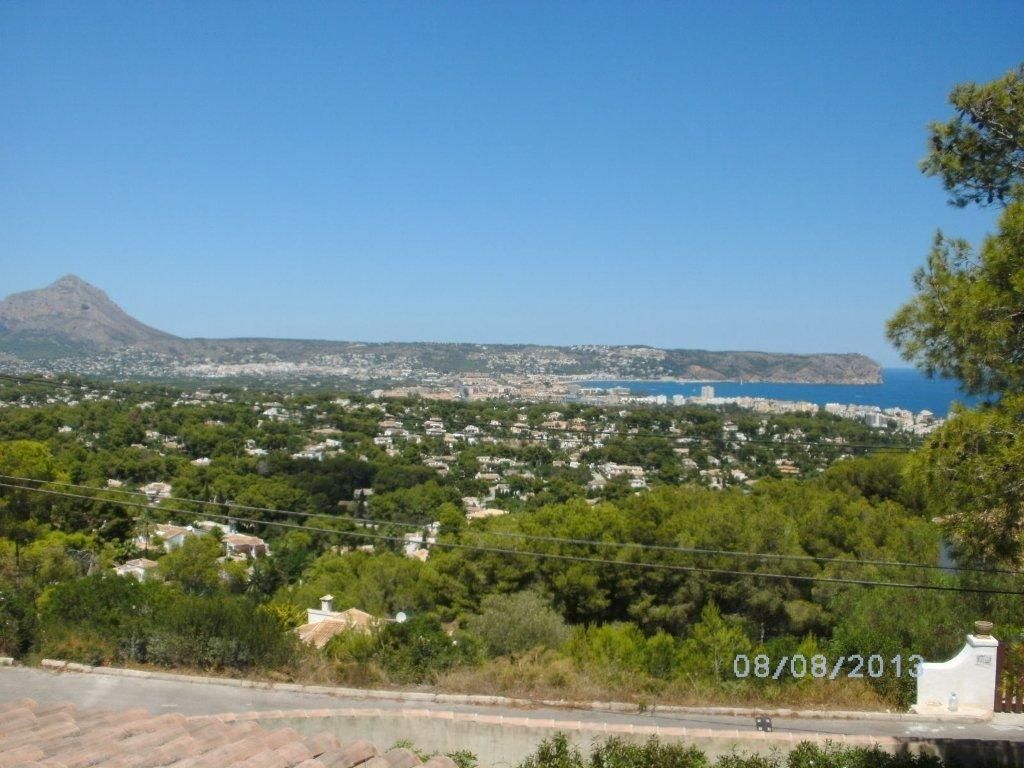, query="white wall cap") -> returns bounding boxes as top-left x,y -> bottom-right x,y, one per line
967,634 -> 999,648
